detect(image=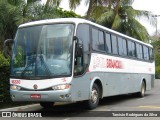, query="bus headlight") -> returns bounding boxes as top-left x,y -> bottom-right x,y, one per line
52,84 -> 70,90
10,85 -> 21,90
